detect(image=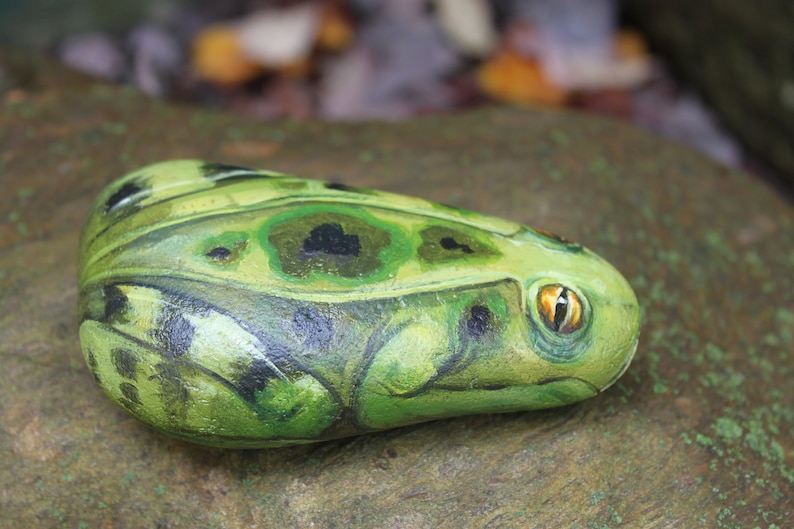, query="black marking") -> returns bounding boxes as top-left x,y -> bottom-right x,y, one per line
466,305 -> 492,338
104,182 -> 144,214
86,349 -> 98,371
269,212 -> 390,278
154,312 -> 195,358
417,226 -> 498,263
103,285 -> 129,321
152,362 -> 190,420
119,382 -> 142,405
440,237 -> 474,254
553,288 -> 570,332
200,162 -> 257,177
292,307 -> 334,350
325,182 -> 356,192
237,358 -> 281,402
200,162 -> 273,184
111,348 -> 139,380
86,349 -> 101,383
206,246 -> 232,260
204,239 -> 248,264
324,181 -> 372,194
302,223 -> 361,257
